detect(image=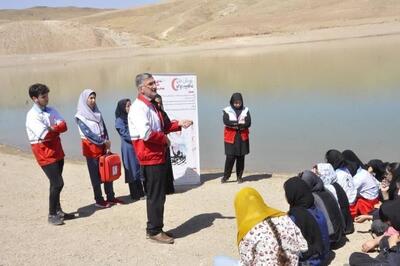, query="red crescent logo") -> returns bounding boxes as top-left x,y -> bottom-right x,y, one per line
171,78 -> 178,91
